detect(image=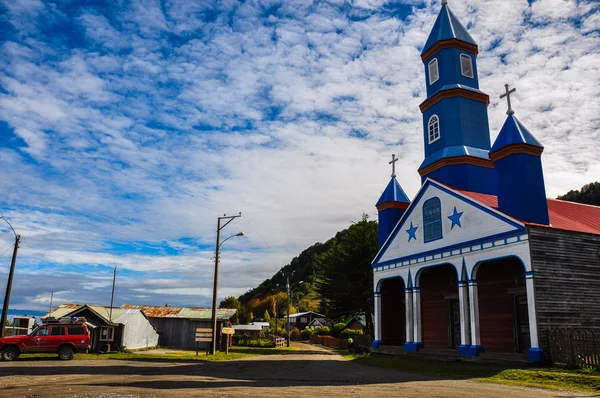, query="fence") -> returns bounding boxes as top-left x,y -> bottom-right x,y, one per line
548,328 -> 600,369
